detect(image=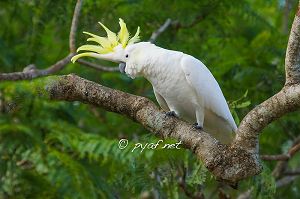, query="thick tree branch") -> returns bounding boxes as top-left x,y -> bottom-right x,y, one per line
233,2 -> 300,153
285,3 -> 300,85
234,85 -> 300,153
47,74 -> 261,184
2,0 -> 300,185
235,7 -> 300,191
45,2 -> 300,183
